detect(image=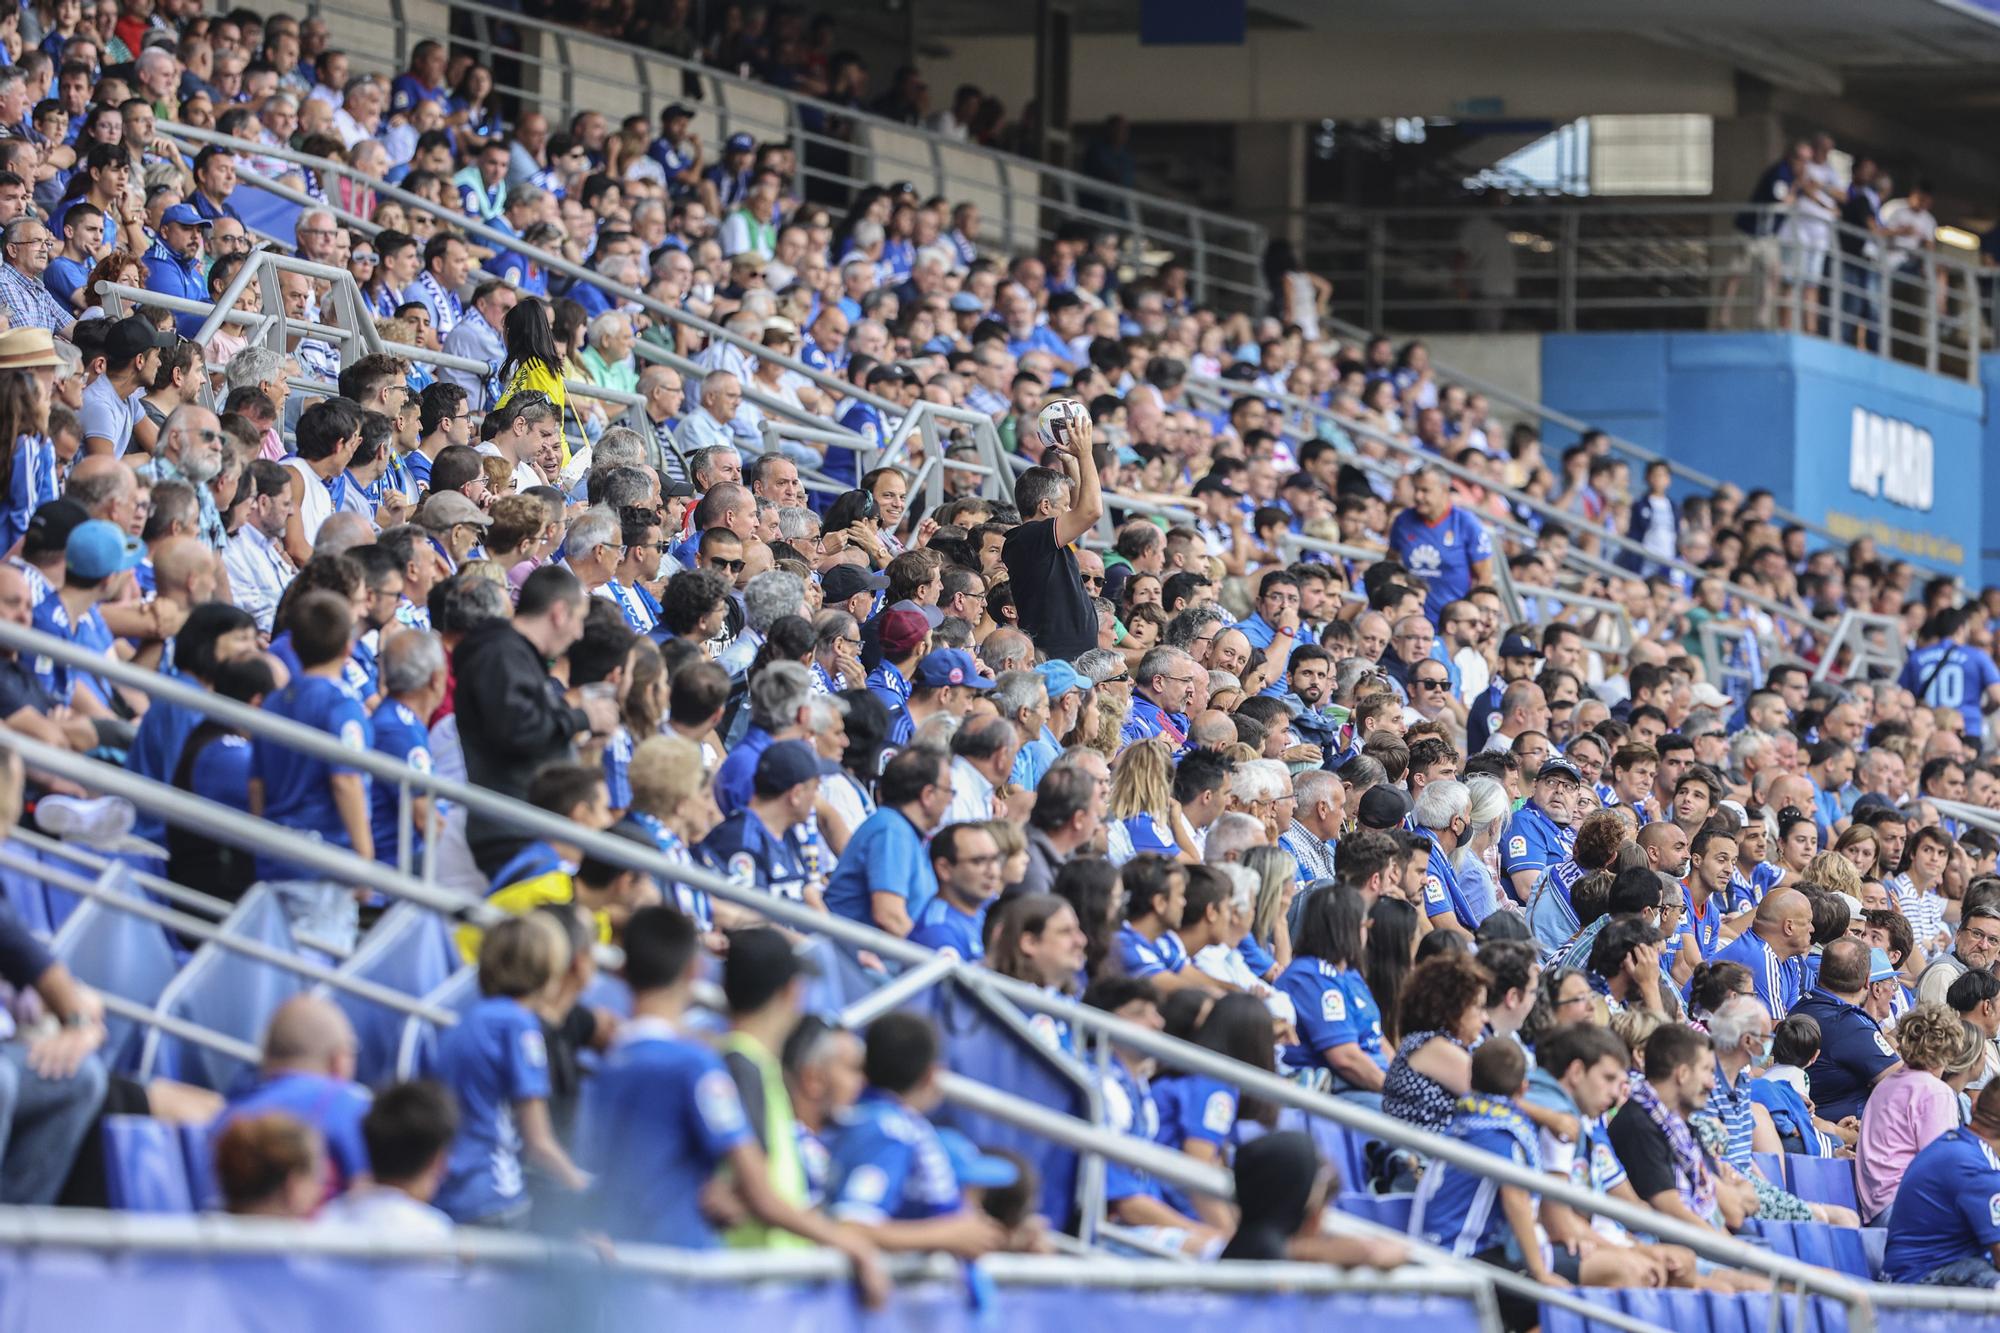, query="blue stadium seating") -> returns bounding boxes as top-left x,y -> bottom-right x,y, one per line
49,865 -> 183,1073
1751,1150 -> 1787,1188
1336,1192 -> 1414,1231
392,966 -> 481,1082
179,1123 -> 218,1213
139,889 -> 306,1091
320,905 -> 459,1087
1785,1155 -> 1860,1214
101,1115 -> 193,1214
